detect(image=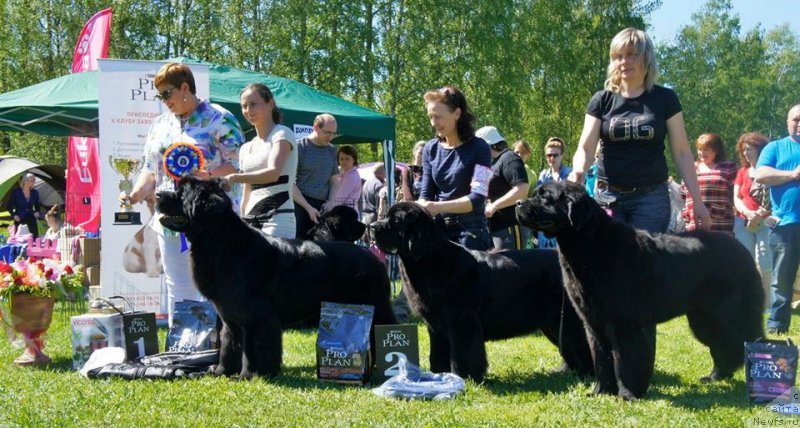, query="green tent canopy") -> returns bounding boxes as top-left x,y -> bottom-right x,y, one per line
0,58 -> 396,144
